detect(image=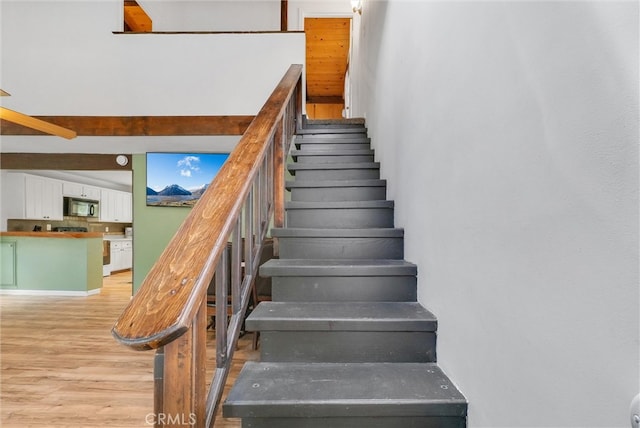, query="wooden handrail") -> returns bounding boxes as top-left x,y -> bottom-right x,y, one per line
112,64 -> 303,427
